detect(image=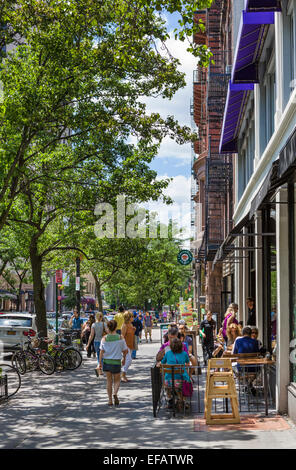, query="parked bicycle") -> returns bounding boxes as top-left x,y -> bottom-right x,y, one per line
0,363 -> 21,400
38,333 -> 82,372
11,336 -> 55,375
